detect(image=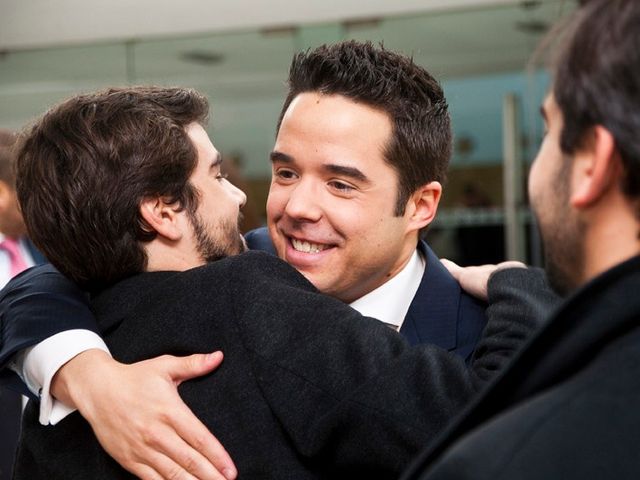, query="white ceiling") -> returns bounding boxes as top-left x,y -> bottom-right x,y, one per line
3,0 -> 528,50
